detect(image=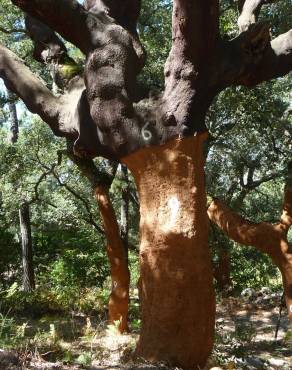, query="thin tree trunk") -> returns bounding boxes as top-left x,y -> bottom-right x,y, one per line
94,185 -> 130,333
214,248 -> 233,297
6,89 -> 19,144
123,134 -> 215,369
120,165 -> 129,260
6,88 -> 35,292
19,203 -> 35,292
